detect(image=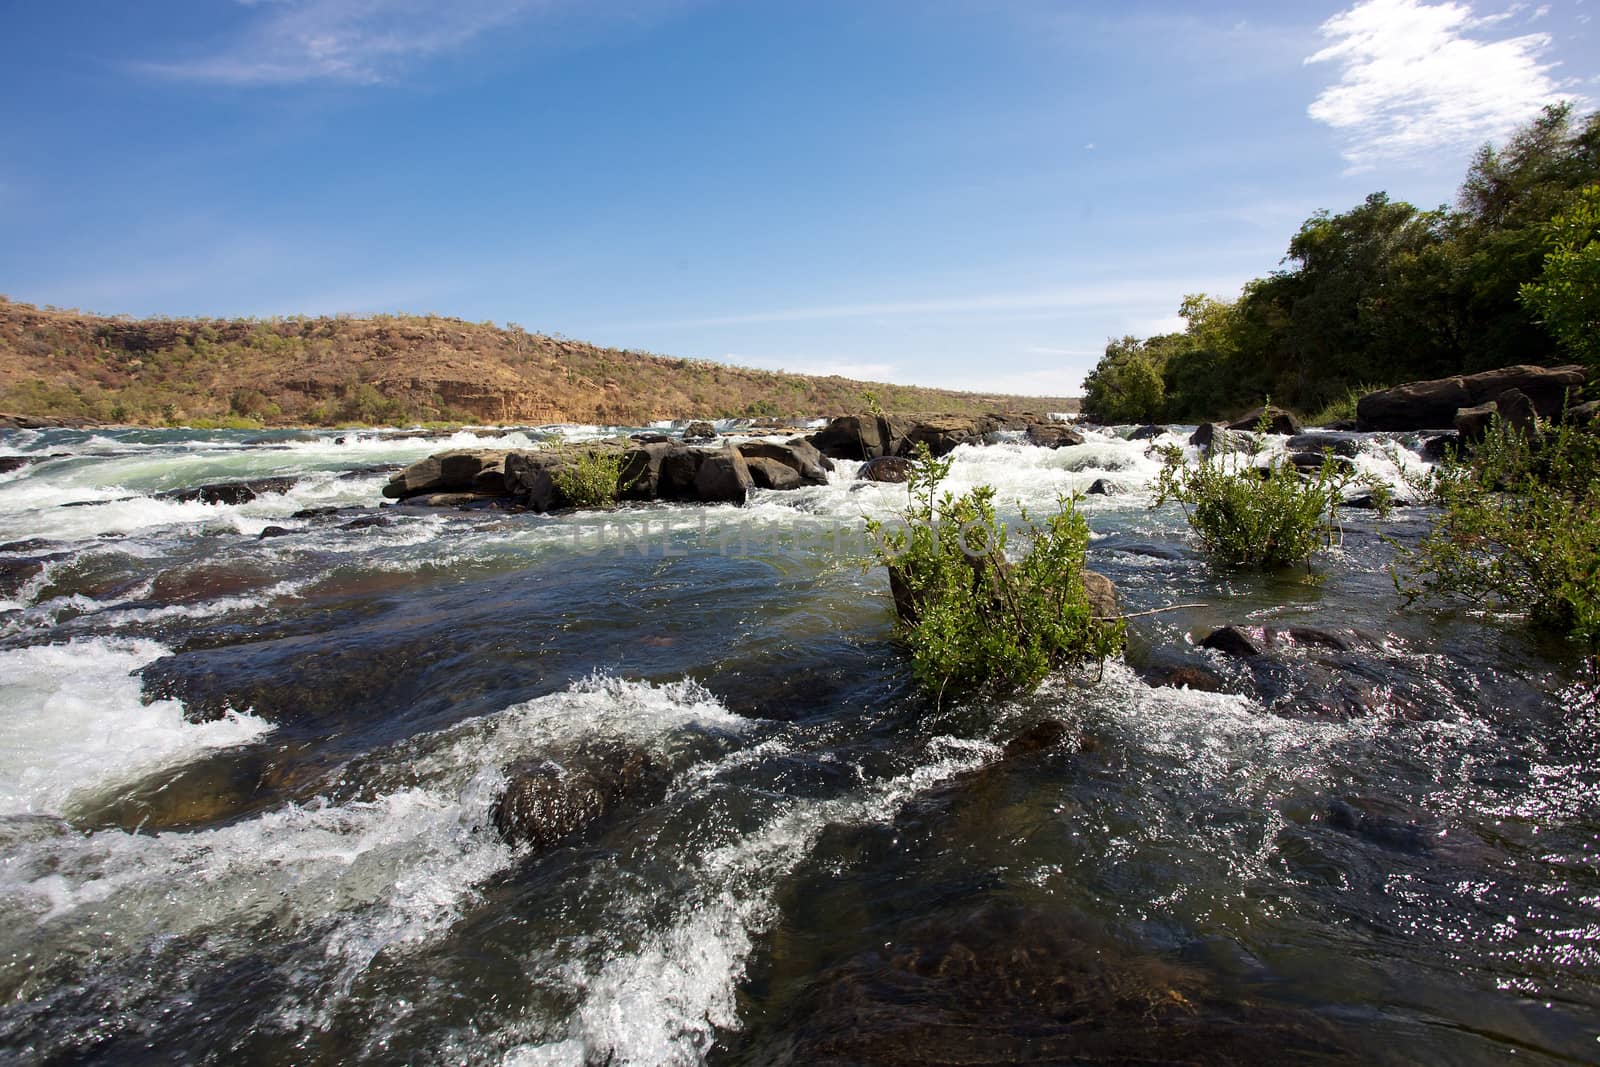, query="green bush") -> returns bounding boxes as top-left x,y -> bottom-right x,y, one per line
1154,414 -> 1378,571
1393,413 -> 1600,661
867,444 -> 1124,698
551,447 -> 629,508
